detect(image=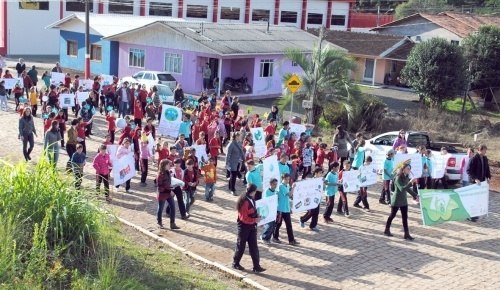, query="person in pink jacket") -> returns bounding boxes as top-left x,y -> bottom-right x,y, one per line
140,137 -> 152,186
93,144 -> 113,202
